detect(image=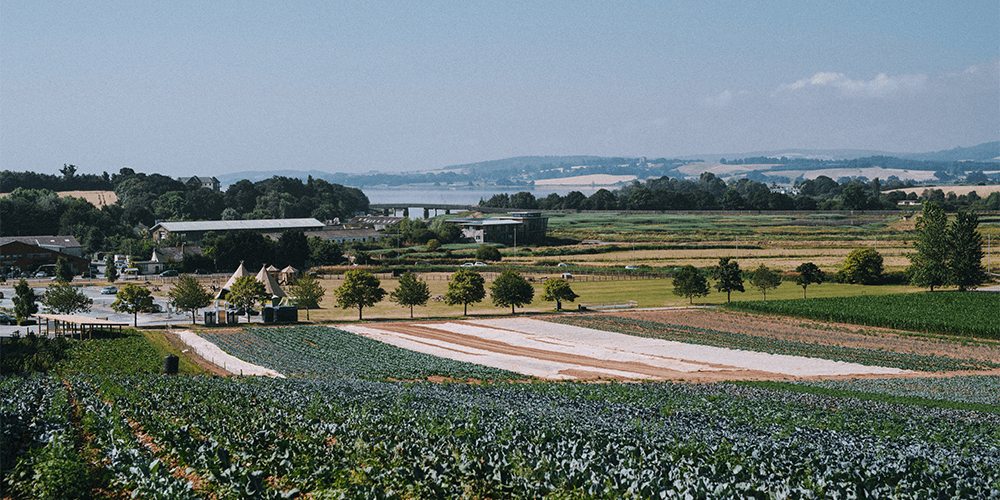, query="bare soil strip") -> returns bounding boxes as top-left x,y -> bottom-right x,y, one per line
341,316 -> 910,382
